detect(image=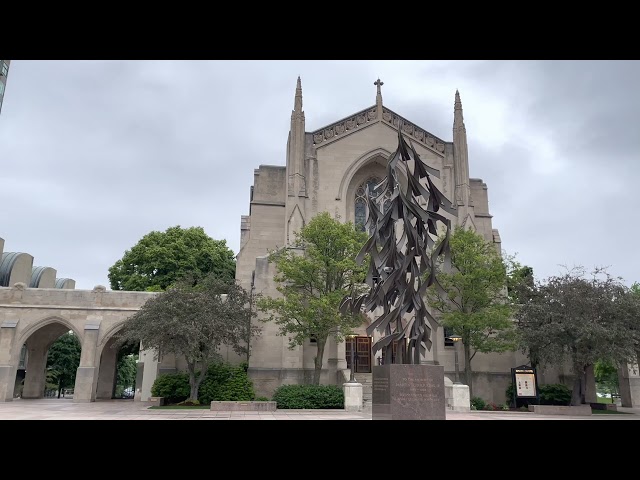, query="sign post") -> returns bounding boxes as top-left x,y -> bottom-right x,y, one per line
510,365 -> 539,408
